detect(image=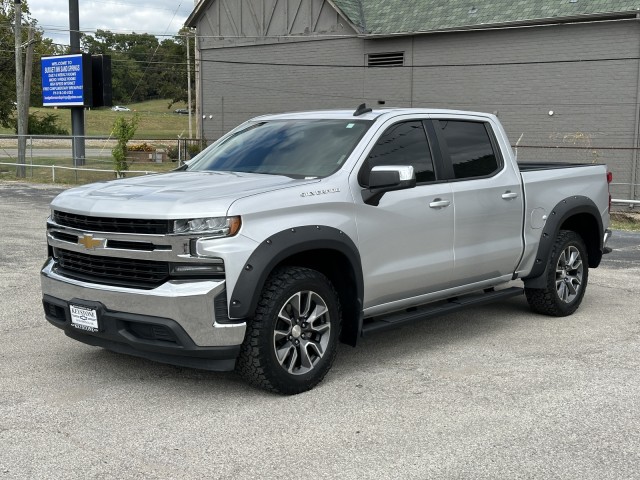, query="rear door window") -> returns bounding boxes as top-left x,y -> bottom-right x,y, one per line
437,120 -> 500,179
